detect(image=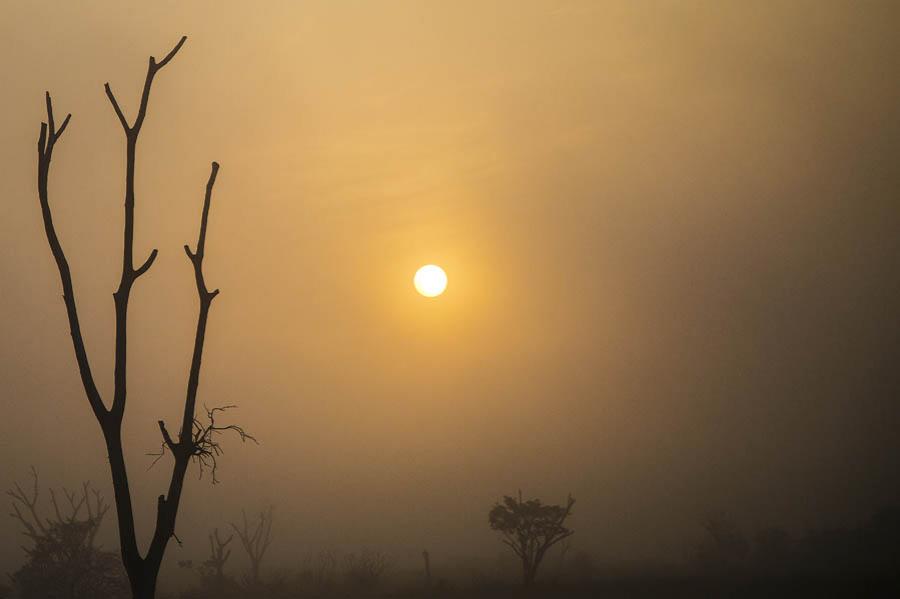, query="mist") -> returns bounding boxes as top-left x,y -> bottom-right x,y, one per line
1,1 -> 898,596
